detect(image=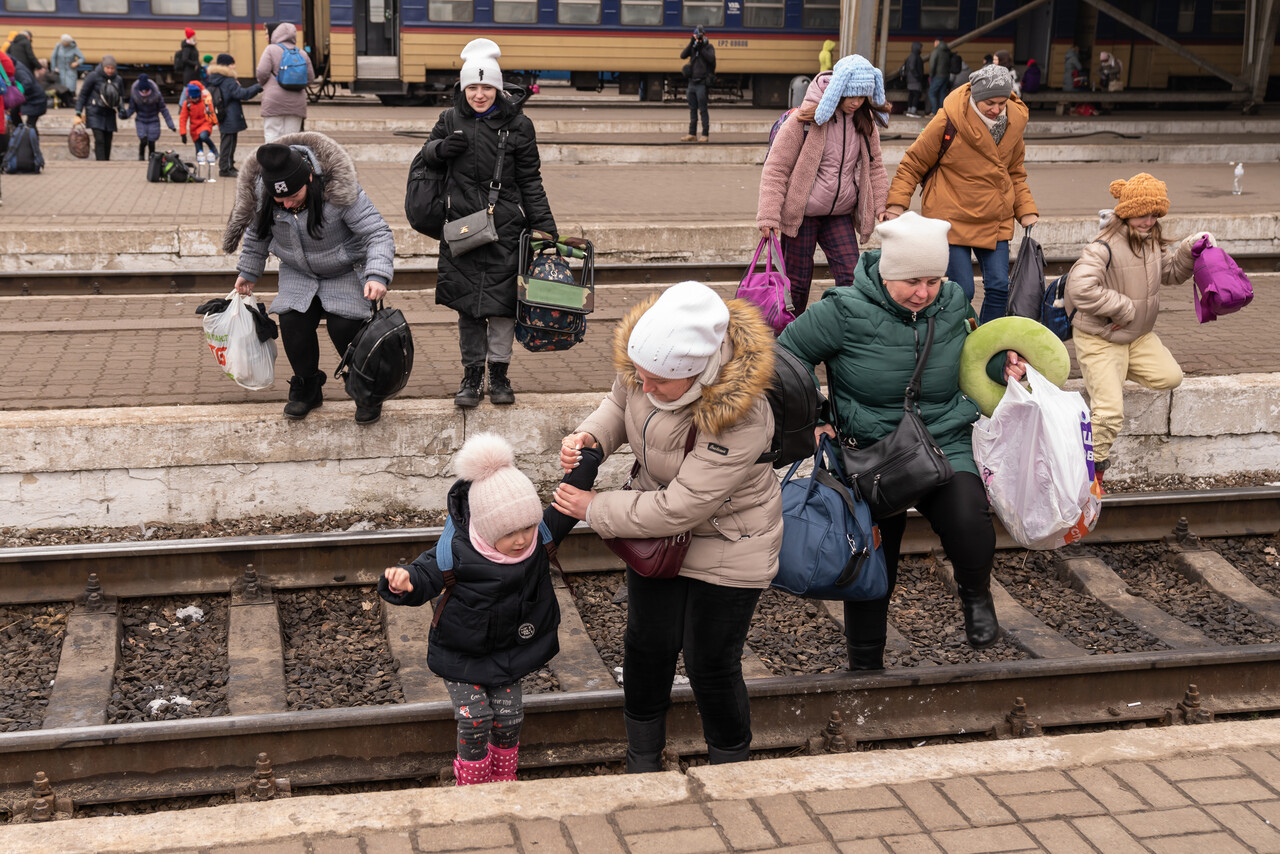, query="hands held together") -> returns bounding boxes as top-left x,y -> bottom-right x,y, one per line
552,432 -> 599,521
